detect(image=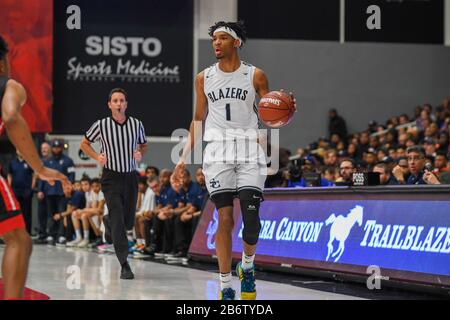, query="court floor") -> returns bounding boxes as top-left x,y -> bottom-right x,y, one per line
0,245 -> 366,300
